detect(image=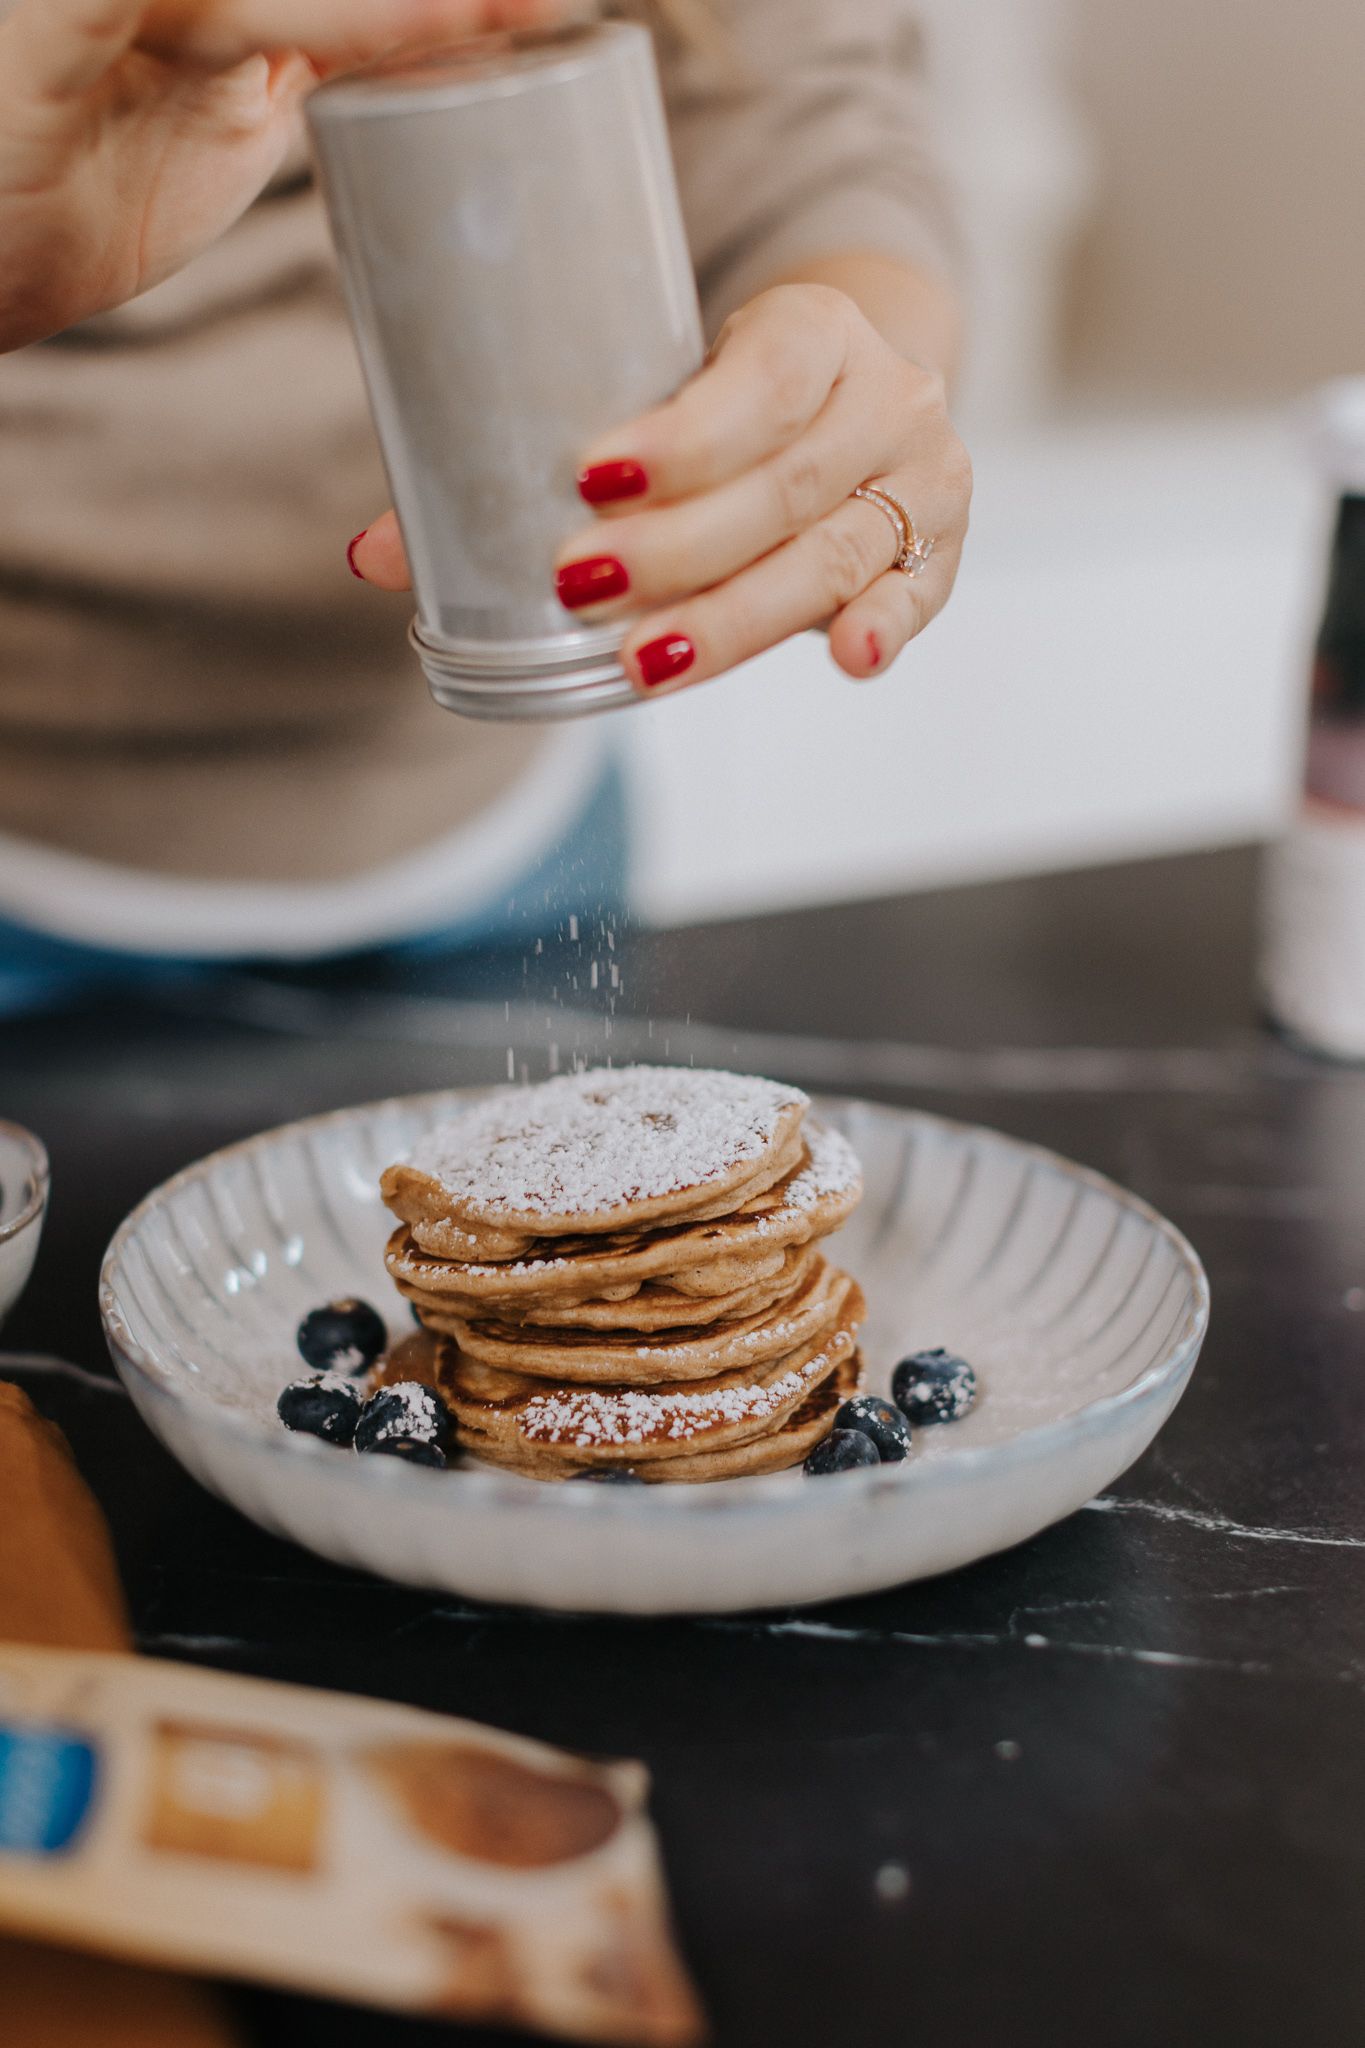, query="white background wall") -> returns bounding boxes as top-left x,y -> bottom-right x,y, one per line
622,409 -> 1320,925
620,0 -> 1362,927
